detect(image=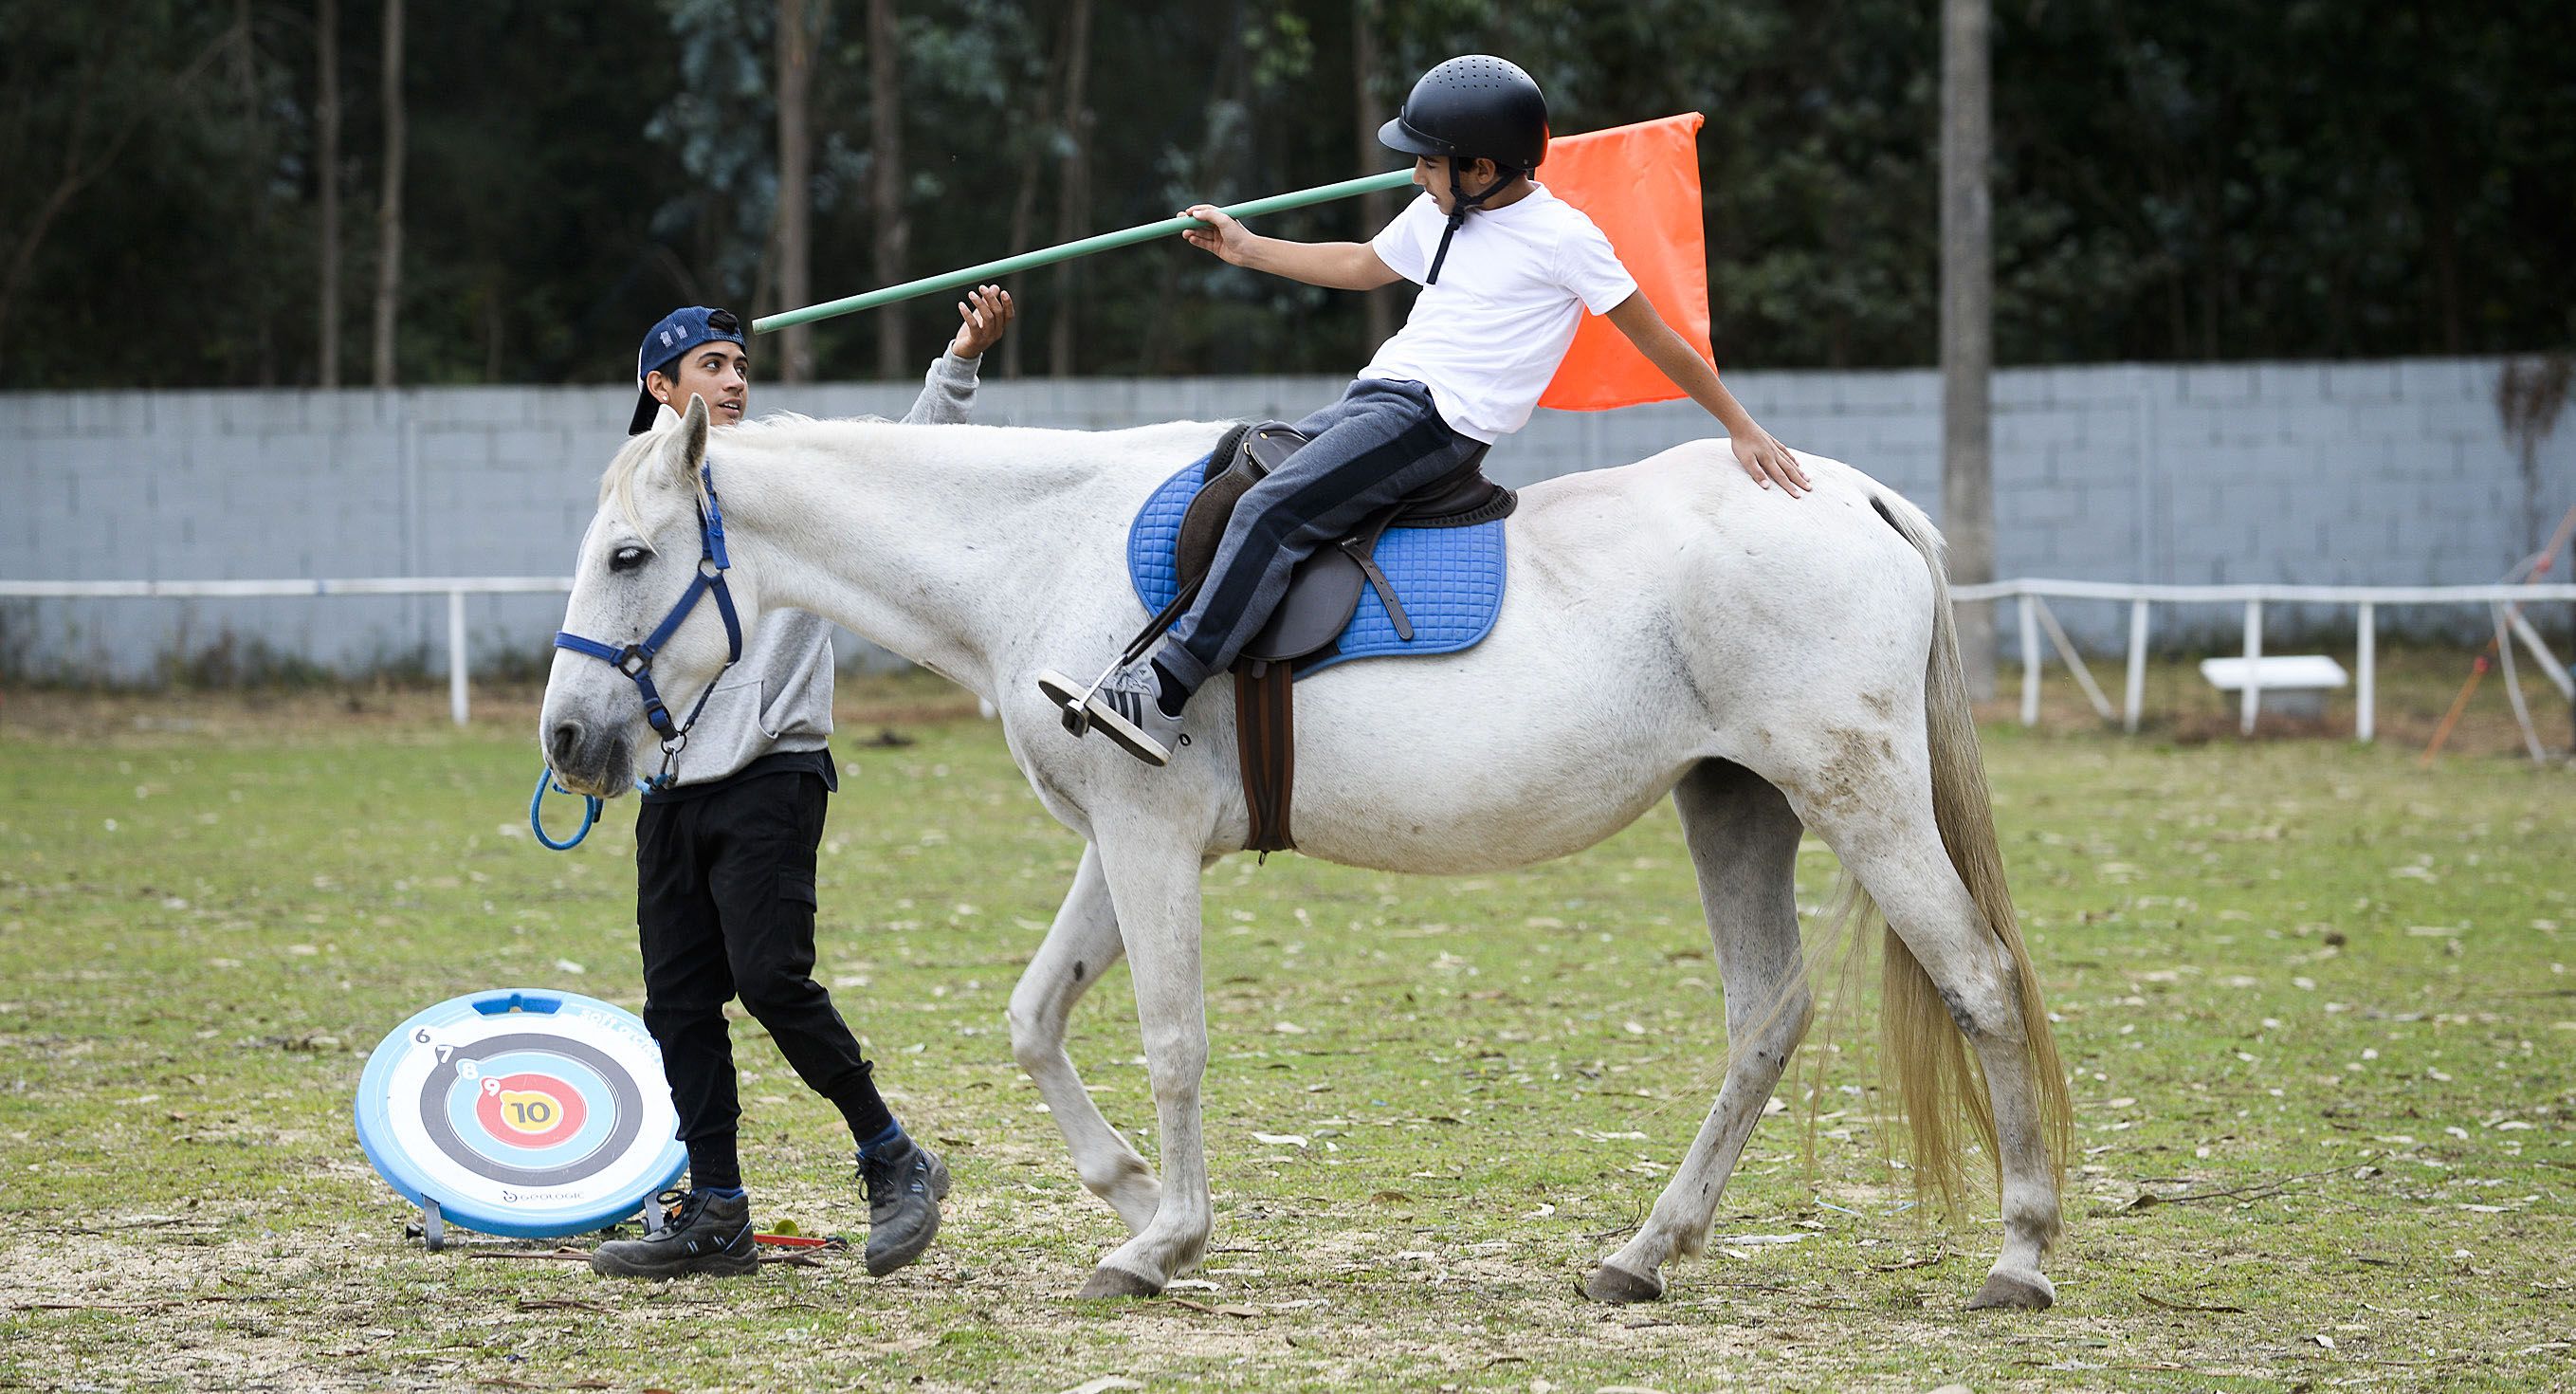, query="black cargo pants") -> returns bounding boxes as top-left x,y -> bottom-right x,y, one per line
632,769 -> 883,1149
